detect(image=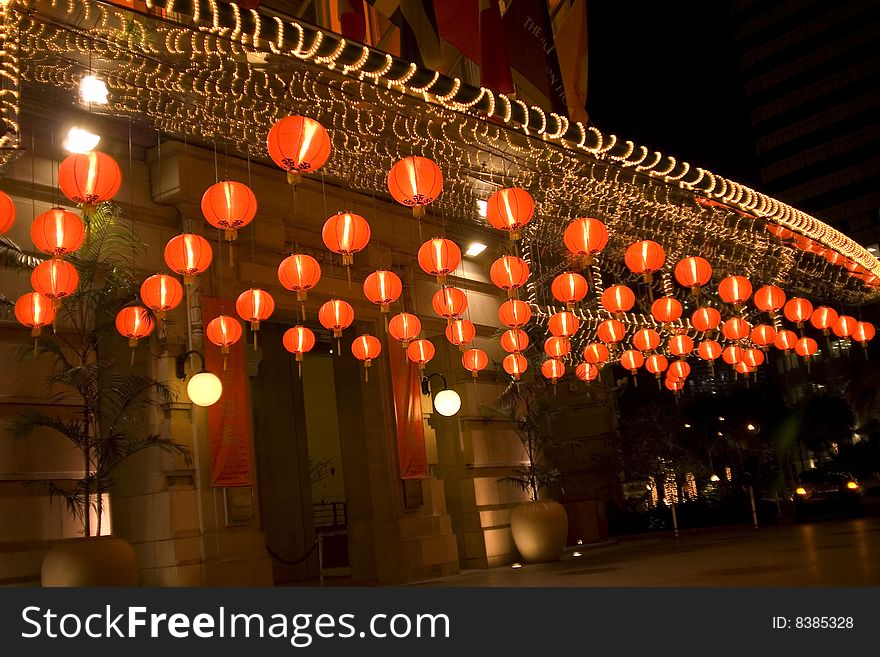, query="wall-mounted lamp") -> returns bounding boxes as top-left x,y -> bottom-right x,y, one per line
420,373 -> 461,417
175,350 -> 222,407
